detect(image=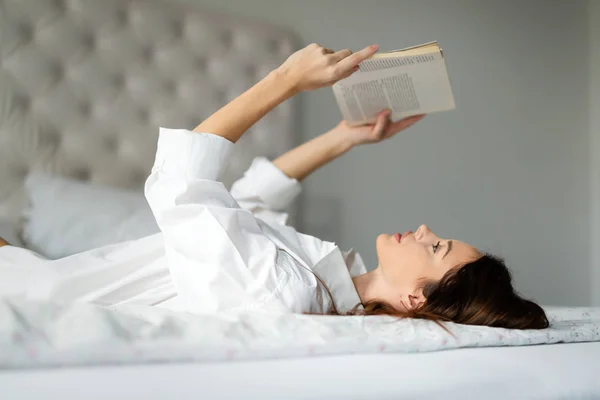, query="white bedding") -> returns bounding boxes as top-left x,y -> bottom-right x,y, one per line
0,219 -> 23,248
3,342 -> 600,400
1,297 -> 599,369
22,173 -> 159,258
